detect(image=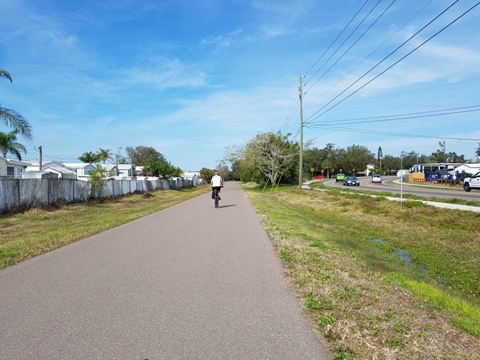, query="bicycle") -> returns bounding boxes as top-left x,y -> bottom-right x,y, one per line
212,186 -> 223,208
